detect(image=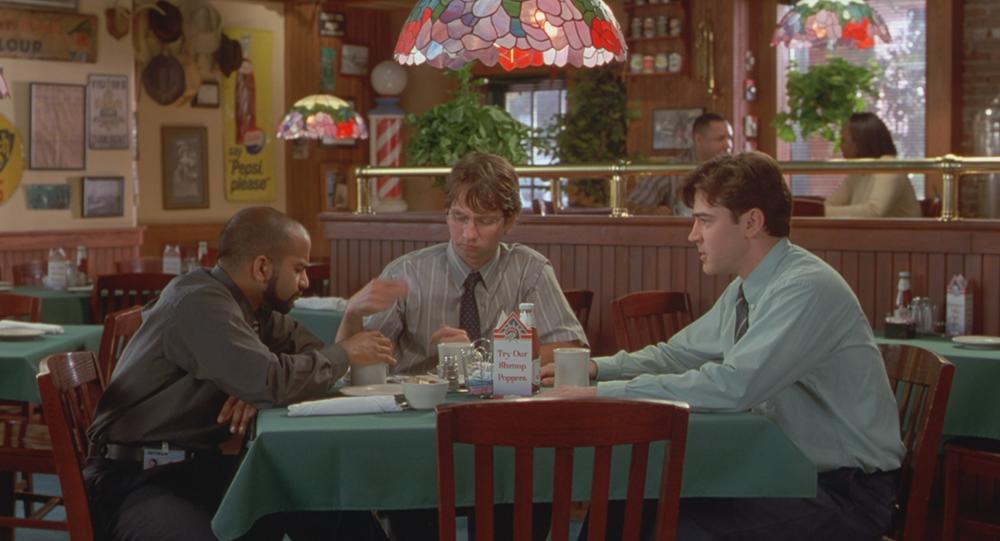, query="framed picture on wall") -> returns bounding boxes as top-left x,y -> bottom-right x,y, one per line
161,126 -> 209,209
340,44 -> 369,76
29,83 -> 86,169
86,74 -> 130,150
652,108 -> 703,150
320,162 -> 348,211
82,176 -> 124,218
